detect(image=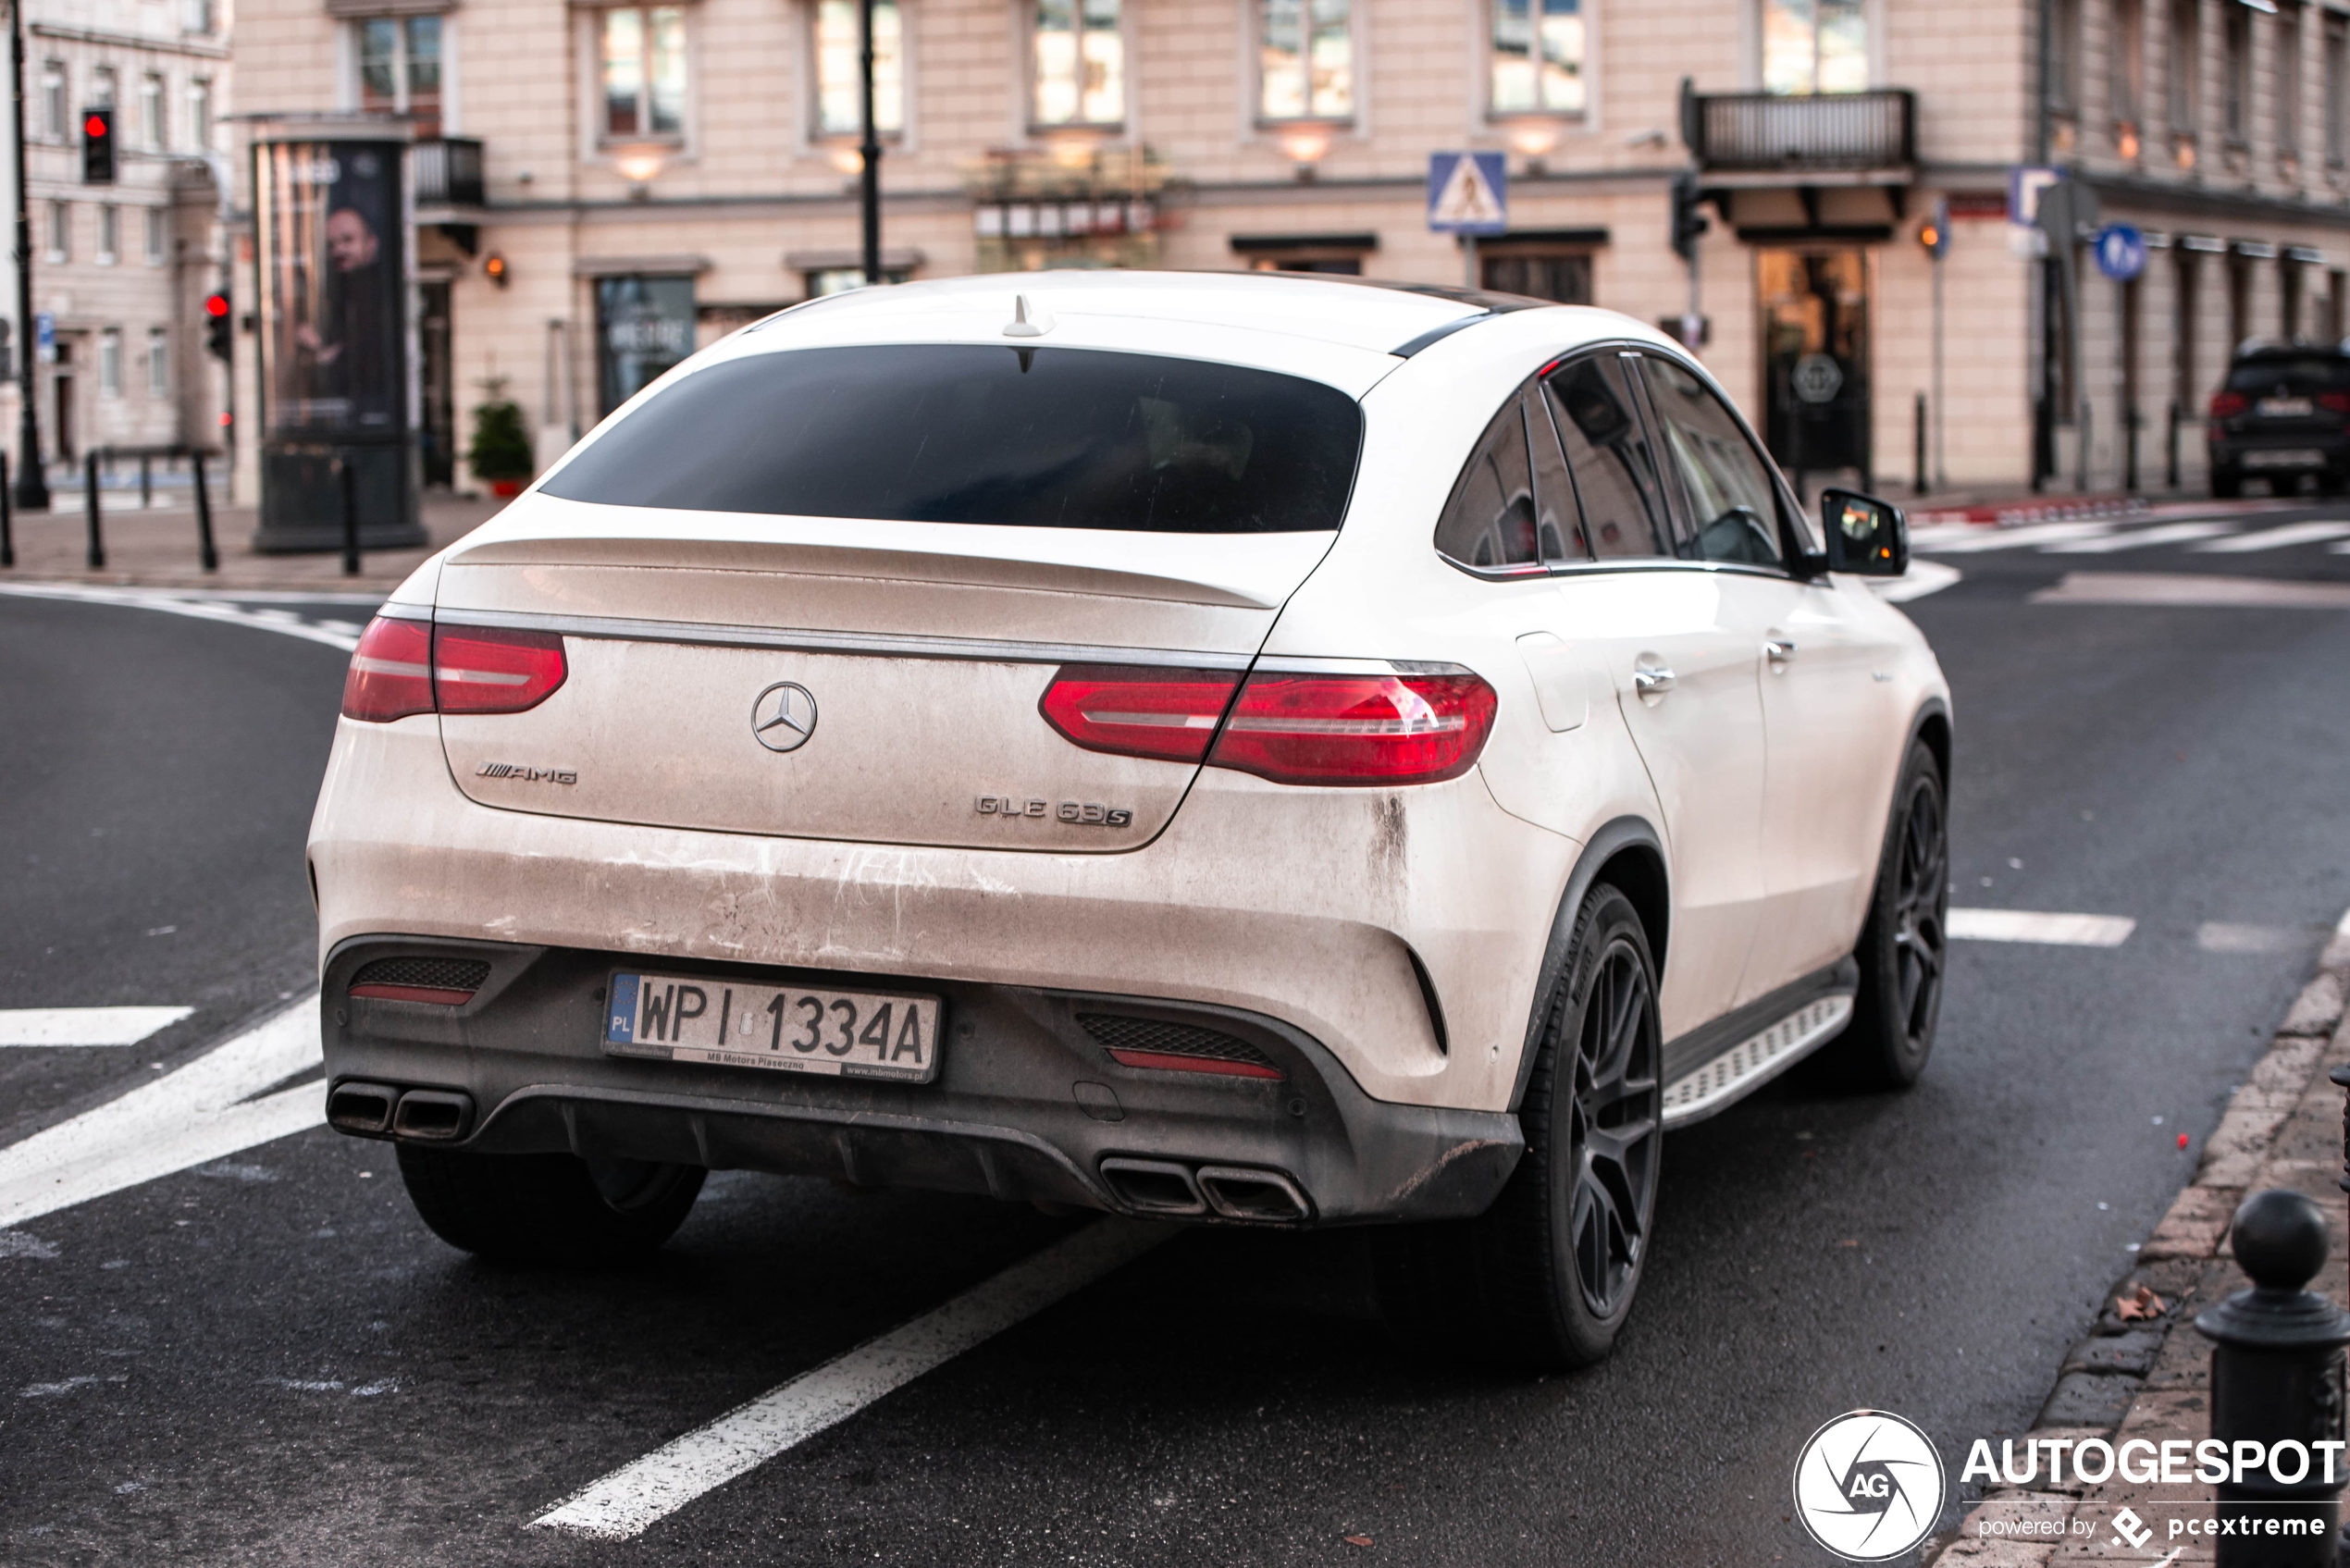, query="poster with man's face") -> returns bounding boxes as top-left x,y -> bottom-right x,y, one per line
255,140 -> 404,437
